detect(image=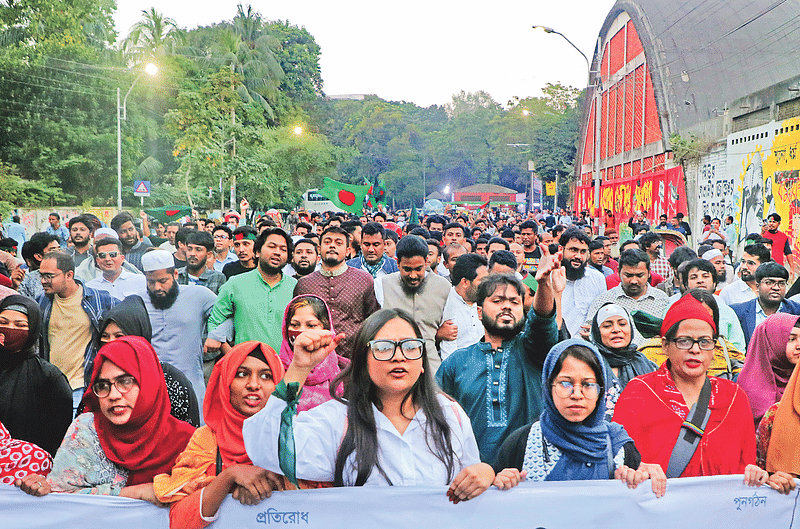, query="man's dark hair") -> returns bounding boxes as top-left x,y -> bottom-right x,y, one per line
396,234 -> 429,261
618,248 -> 650,271
186,230 -> 214,251
768,213 -> 782,223
588,239 -> 604,252
425,215 -> 445,229
68,215 -> 93,232
213,224 -> 233,239
409,227 -> 430,239
361,222 -> 386,239
501,229 -> 515,239
519,220 -> 538,233
743,243 -> 771,264
426,239 -> 441,258
94,237 -> 124,253
24,232 -> 60,262
696,244 -> 713,256
476,273 -> 525,307
12,215 -> 20,223
257,218 -> 277,229
255,227 -> 293,255
638,231 -> 662,251
296,222 -> 313,233
487,237 -> 510,251
373,212 -> 387,222
42,249 -> 74,275
755,261 -> 789,282
175,227 -> 195,247
321,226 -> 350,244
489,250 -> 517,271
443,222 -> 467,237
680,258 -> 717,286
342,220 -> 361,233
619,239 -> 640,252
384,230 -> 399,243
558,227 -> 591,248
294,238 -> 319,254
48,212 -> 60,221
110,212 -> 135,232
451,254 -> 488,286
668,246 -> 697,269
